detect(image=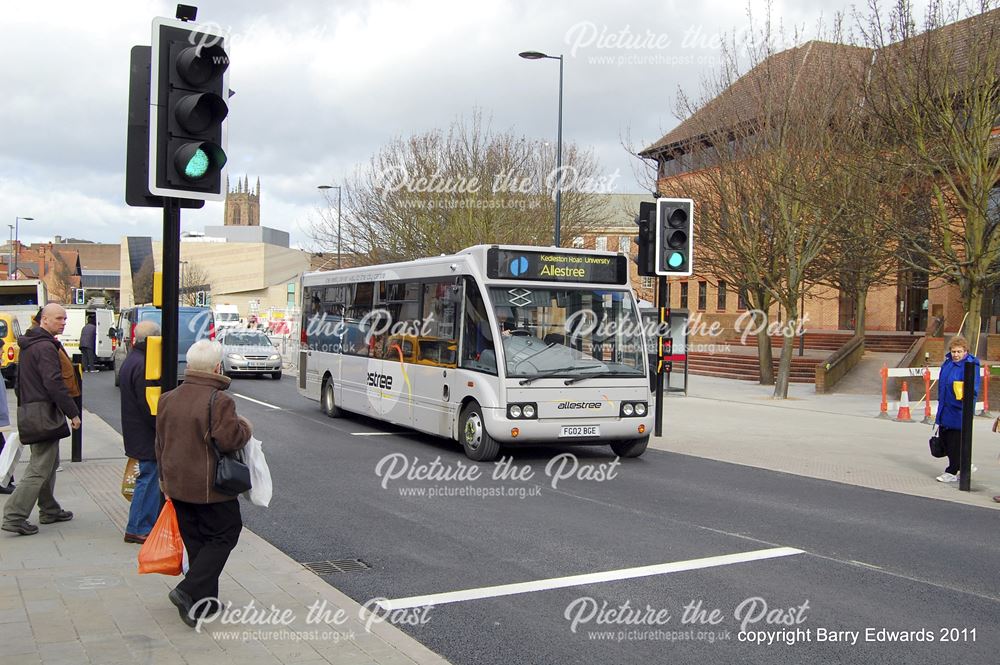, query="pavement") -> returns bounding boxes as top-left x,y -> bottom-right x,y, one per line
0,393 -> 452,665
3,368 -> 999,664
652,373 -> 1000,510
